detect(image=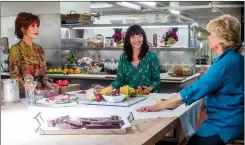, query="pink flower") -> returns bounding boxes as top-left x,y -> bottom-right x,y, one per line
112,32 -> 122,41
171,32 -> 178,42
